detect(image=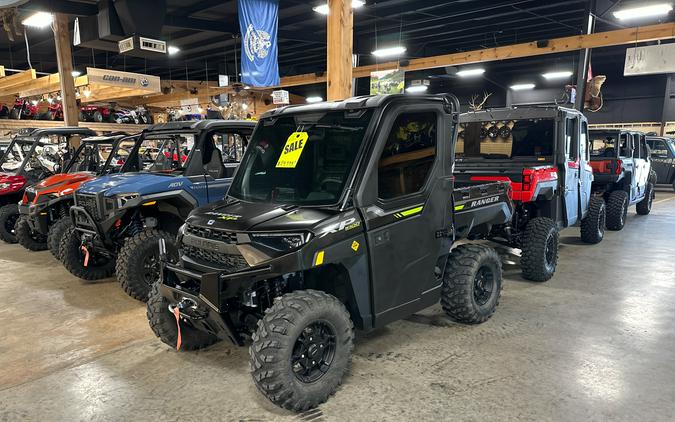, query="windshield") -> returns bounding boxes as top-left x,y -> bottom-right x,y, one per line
66,142 -> 115,174
590,131 -> 628,157
117,134 -> 194,173
229,110 -> 373,206
457,119 -> 555,160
